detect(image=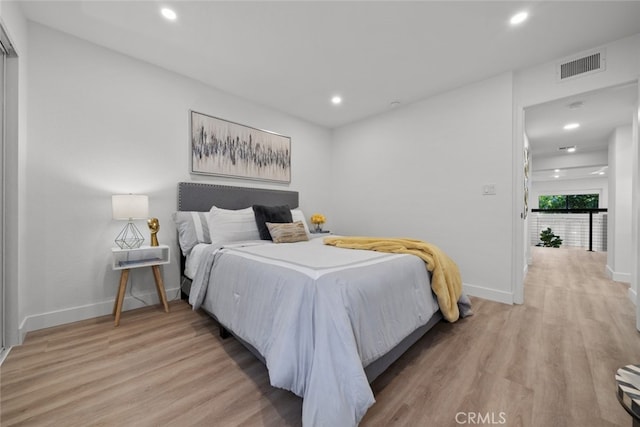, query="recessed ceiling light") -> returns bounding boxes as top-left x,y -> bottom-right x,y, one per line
563,123 -> 580,130
510,11 -> 528,25
553,175 -> 560,179
567,147 -> 577,153
554,169 -> 560,173
390,101 -> 401,108
161,7 -> 177,21
591,167 -> 607,175
331,96 -> 342,105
